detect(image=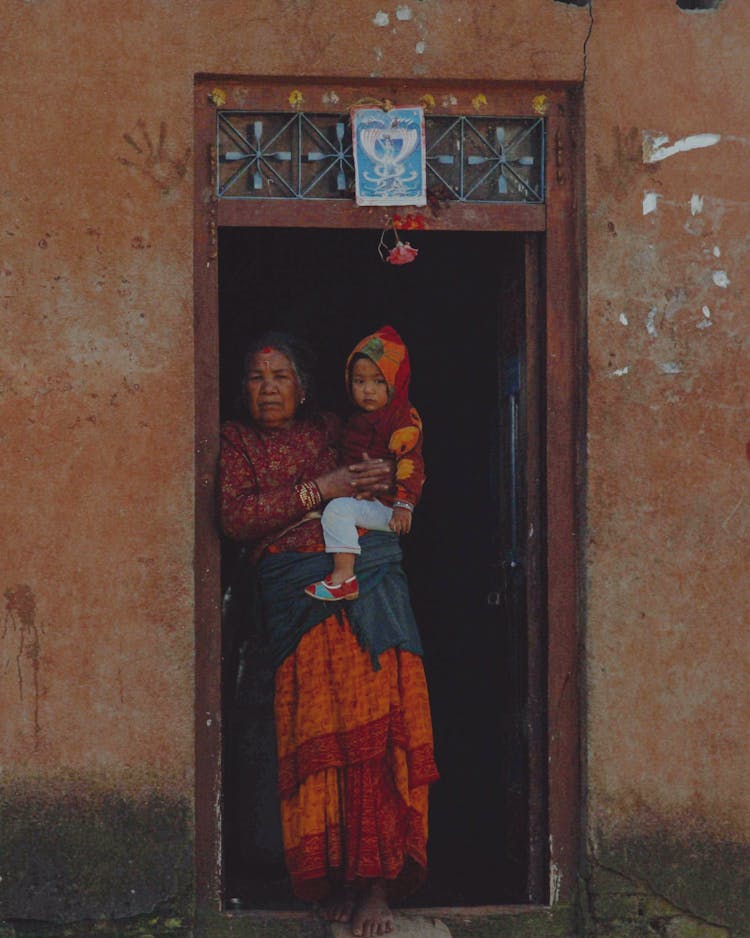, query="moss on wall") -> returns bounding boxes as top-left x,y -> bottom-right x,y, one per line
0,779 -> 192,925
584,824 -> 750,936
